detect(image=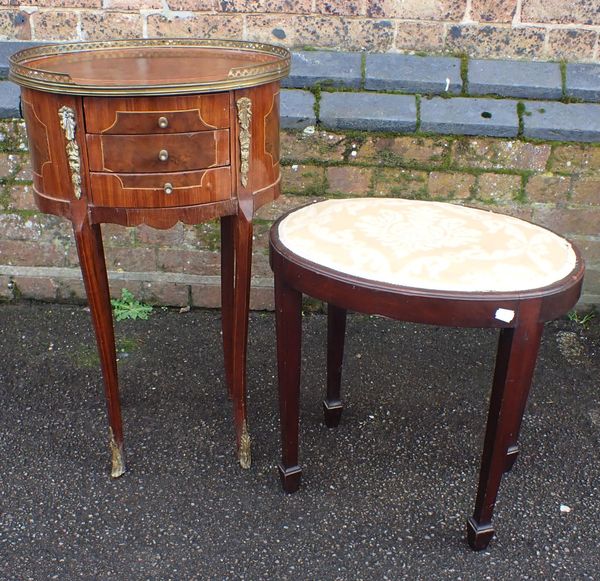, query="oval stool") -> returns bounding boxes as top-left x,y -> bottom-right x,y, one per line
269,198 -> 584,551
